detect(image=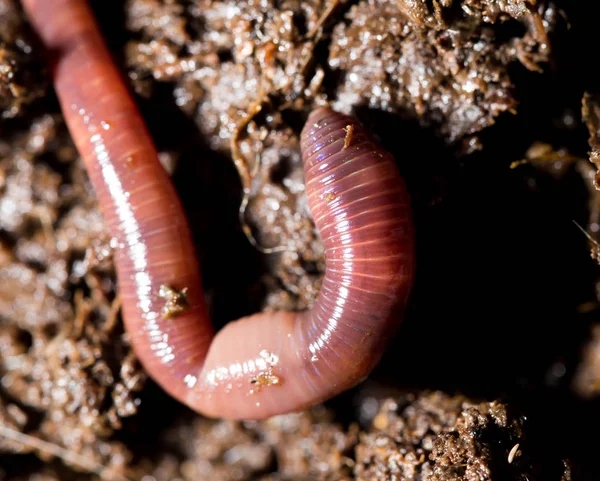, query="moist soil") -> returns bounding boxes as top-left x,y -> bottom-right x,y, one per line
0,0 -> 598,479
